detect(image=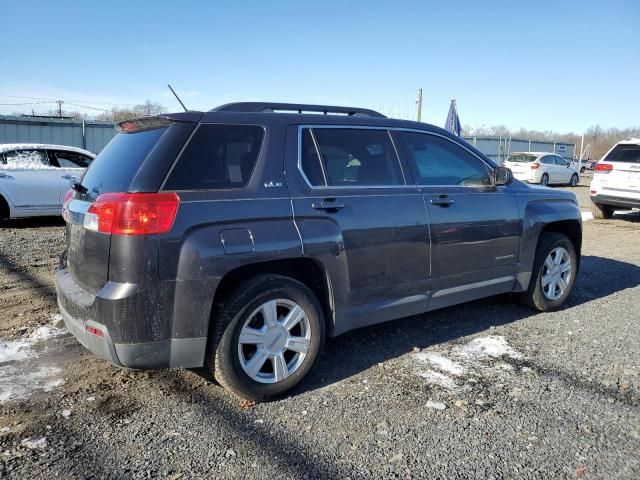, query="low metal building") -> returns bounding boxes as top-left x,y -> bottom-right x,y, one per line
0,115 -> 116,154
463,136 -> 575,164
